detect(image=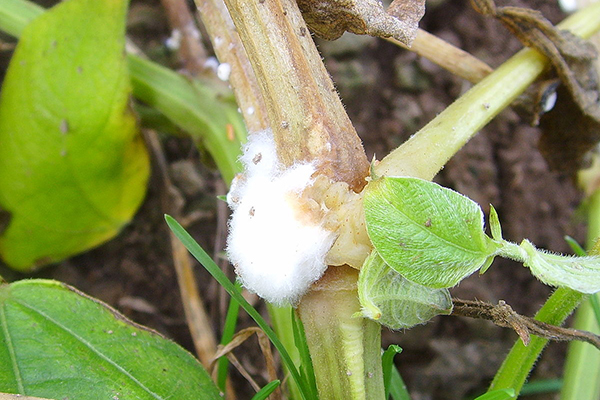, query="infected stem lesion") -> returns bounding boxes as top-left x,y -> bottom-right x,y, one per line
221,0 -> 370,191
